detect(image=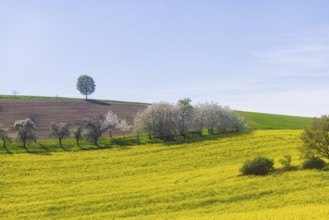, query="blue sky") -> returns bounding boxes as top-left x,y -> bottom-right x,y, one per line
1,0 -> 329,116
